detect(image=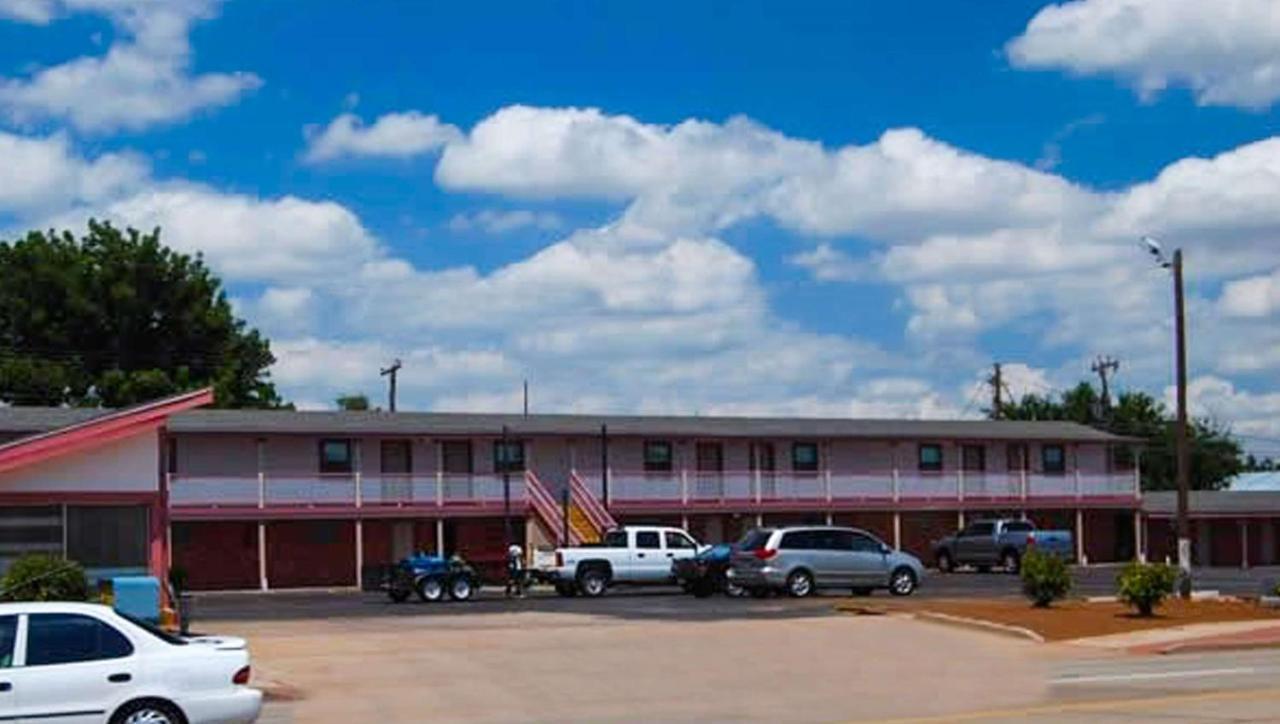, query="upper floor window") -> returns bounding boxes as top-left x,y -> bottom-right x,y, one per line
918,443 -> 943,472
1041,444 -> 1067,474
961,445 -> 986,472
792,442 -> 819,472
644,441 -> 673,472
380,439 -> 412,474
695,442 -> 723,472
319,439 -> 353,474
493,440 -> 525,473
